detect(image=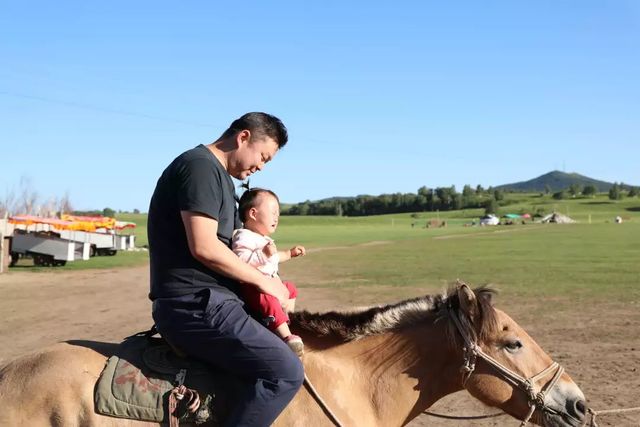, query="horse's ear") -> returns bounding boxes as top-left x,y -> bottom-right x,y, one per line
457,282 -> 478,320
